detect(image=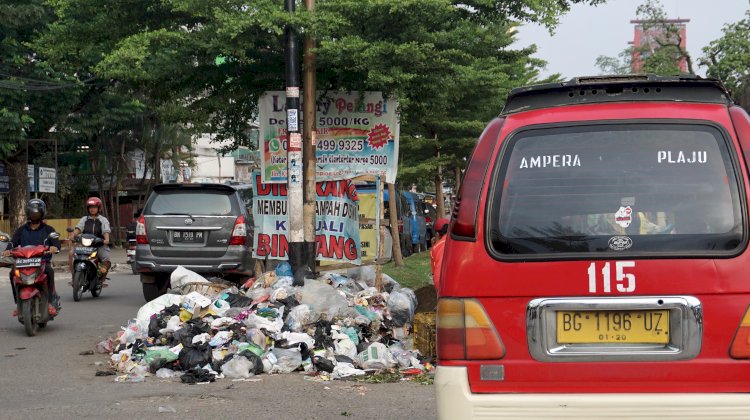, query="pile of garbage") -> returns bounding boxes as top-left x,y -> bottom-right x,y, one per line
98,264 -> 431,384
